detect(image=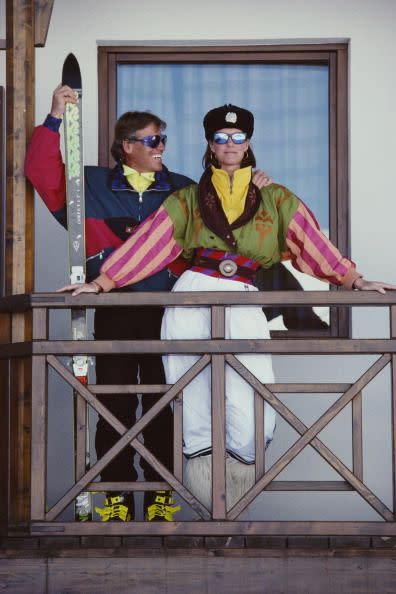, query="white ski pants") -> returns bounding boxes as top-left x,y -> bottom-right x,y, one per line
161,270 -> 276,463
